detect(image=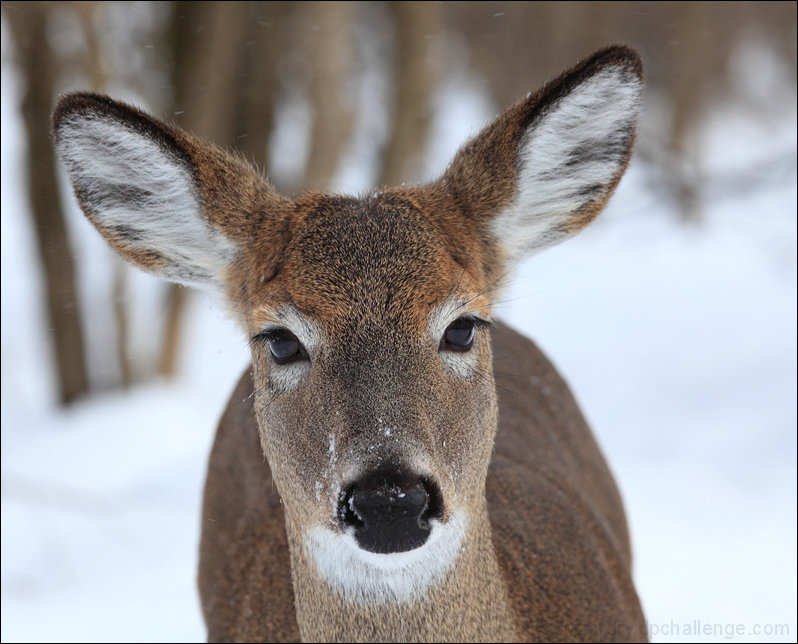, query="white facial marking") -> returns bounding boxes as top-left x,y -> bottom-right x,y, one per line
305,510 -> 468,604
428,296 -> 486,379
271,305 -> 322,356
494,66 -> 642,264
266,361 -> 309,395
57,114 -> 235,285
